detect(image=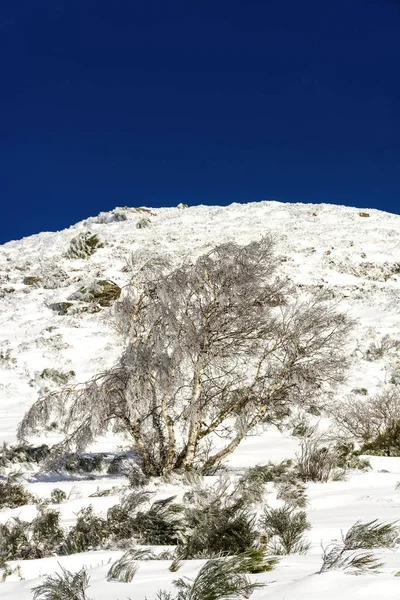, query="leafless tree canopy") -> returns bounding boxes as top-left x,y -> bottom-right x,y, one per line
19,237 -> 352,475
332,387 -> 400,441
